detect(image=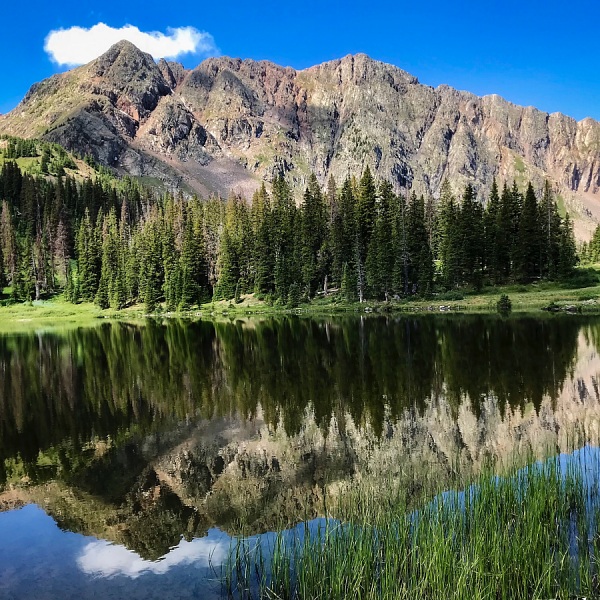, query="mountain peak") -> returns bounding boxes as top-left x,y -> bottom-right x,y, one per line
301,53 -> 418,85
101,39 -> 150,60
88,40 -> 158,79
1,50 -> 600,239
